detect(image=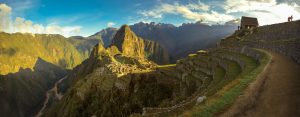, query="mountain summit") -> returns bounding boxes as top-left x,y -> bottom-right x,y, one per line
111,25 -> 145,59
